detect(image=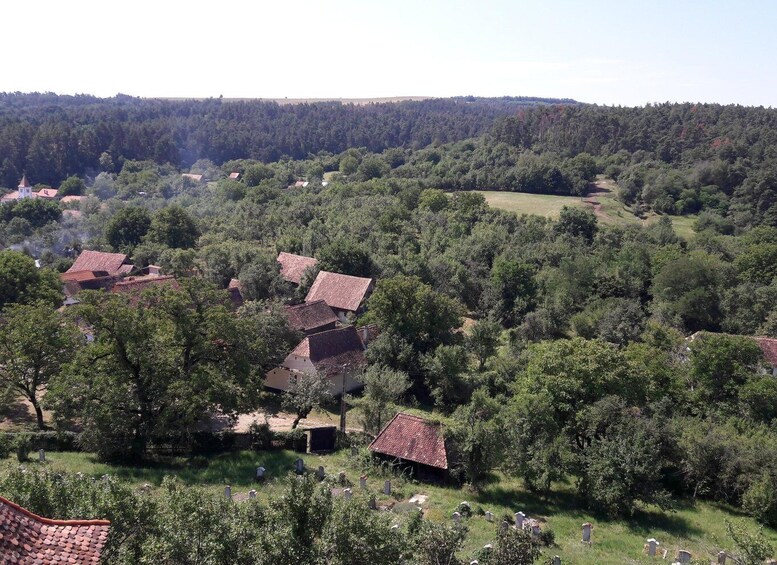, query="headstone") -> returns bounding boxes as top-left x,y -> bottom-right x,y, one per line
677,550 -> 691,563
515,511 -> 525,529
531,524 -> 541,536
470,562 -> 479,565
295,458 -> 304,475
360,475 -> 367,489
224,485 -> 232,500
485,510 -> 494,522
38,449 -> 45,462
452,511 -> 461,524
483,544 -> 492,552
256,466 -> 266,480
582,522 -> 592,544
344,488 -> 352,500
551,557 -> 561,565
351,446 -> 358,456
501,520 -> 510,532
391,524 -> 399,530
249,489 -> 257,499
647,538 -> 658,557
717,551 -> 726,564
339,471 -> 347,485
317,466 -> 325,480
369,495 -> 377,510
384,480 -> 391,495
